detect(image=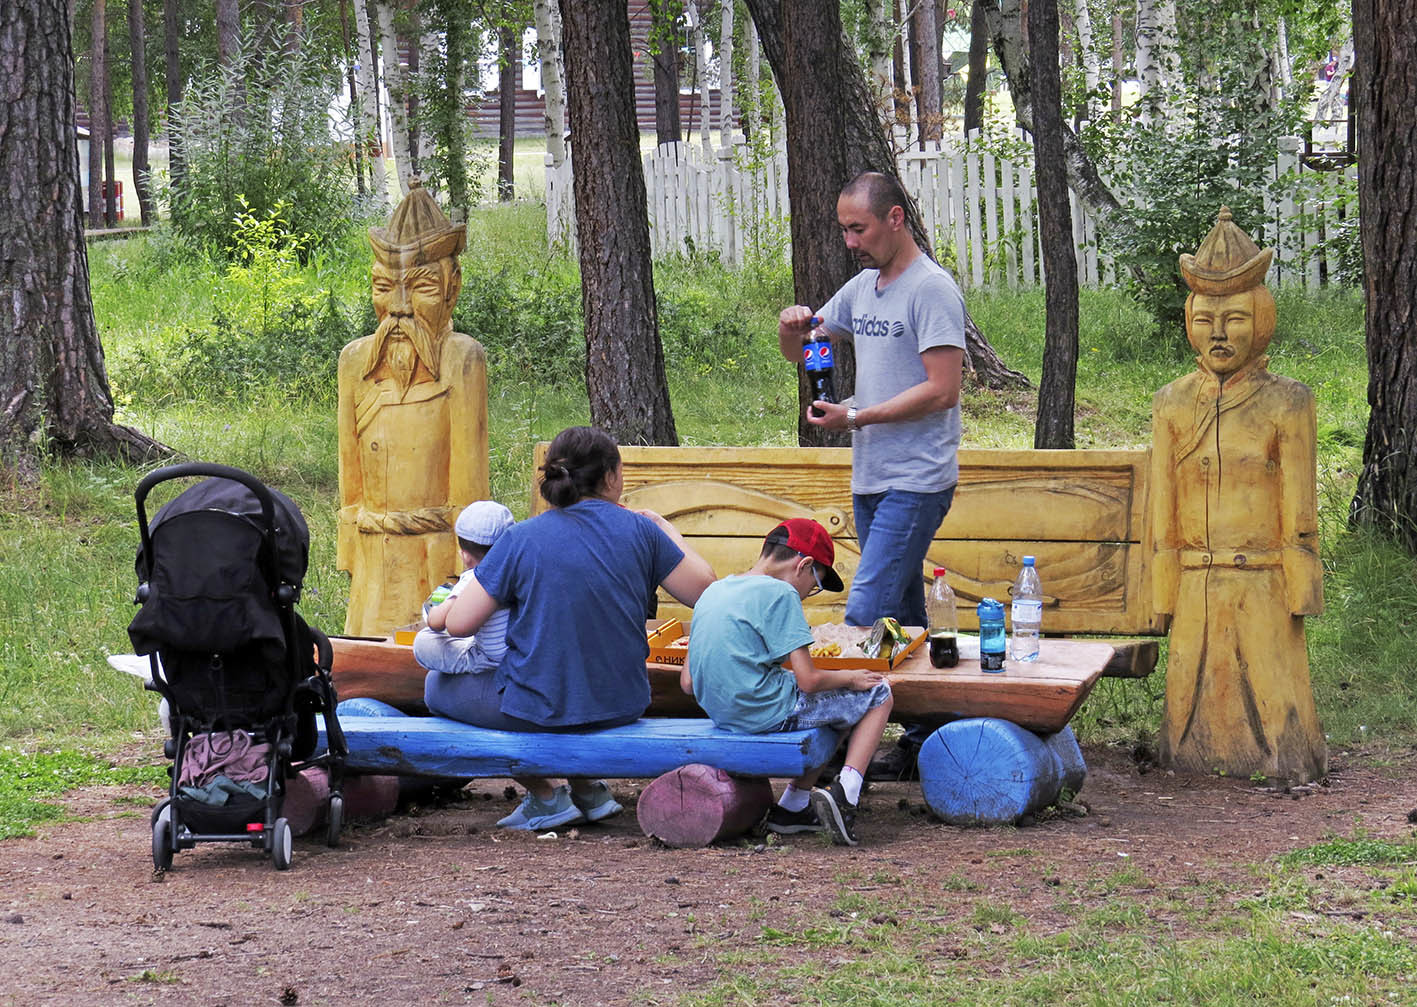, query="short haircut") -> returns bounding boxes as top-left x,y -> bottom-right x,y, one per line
840,171 -> 911,221
457,538 -> 492,561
